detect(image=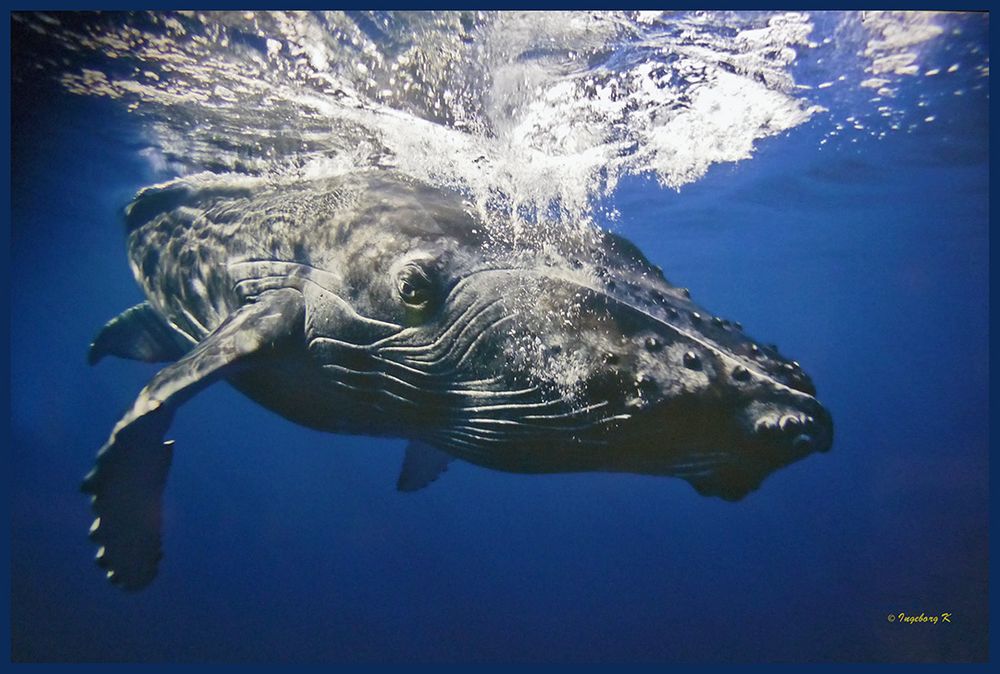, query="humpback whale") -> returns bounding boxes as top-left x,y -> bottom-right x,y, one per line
82,170 -> 832,590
